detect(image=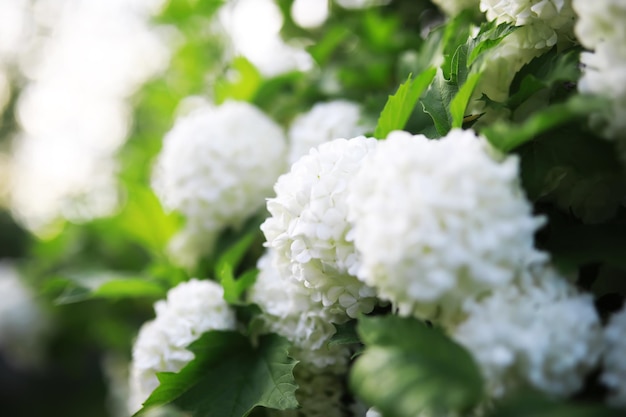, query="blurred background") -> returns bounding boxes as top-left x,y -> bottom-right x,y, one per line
0,0 -> 425,415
